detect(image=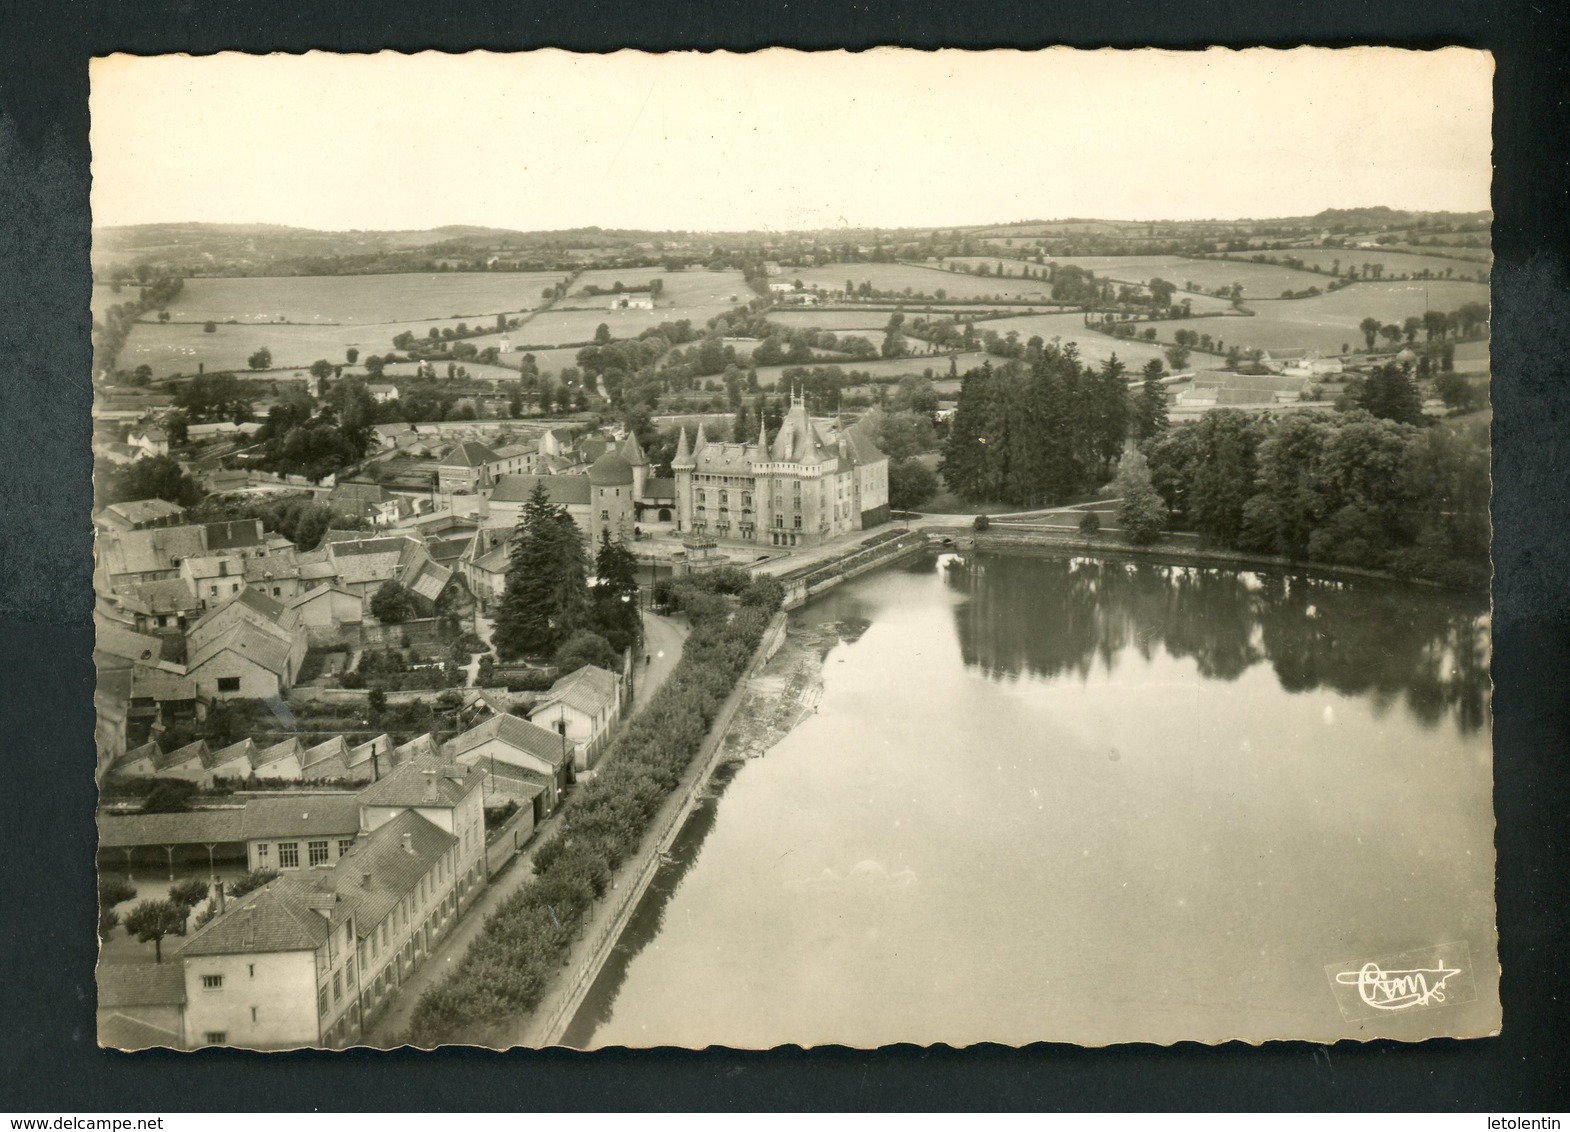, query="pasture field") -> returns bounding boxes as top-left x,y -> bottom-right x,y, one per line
1253,248 -> 1491,281
1045,255 -> 1322,299
1208,280 -> 1491,355
967,312 -> 1171,370
568,267 -> 748,309
752,349 -> 979,390
764,309 -> 897,332
122,322 -> 392,378
1389,244 -> 1491,263
368,360 -> 523,383
790,262 -> 1055,302
141,272 -> 568,325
